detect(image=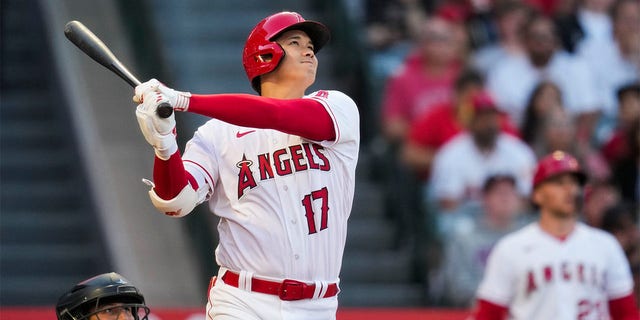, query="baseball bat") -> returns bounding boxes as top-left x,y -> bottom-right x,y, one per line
64,20 -> 173,118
